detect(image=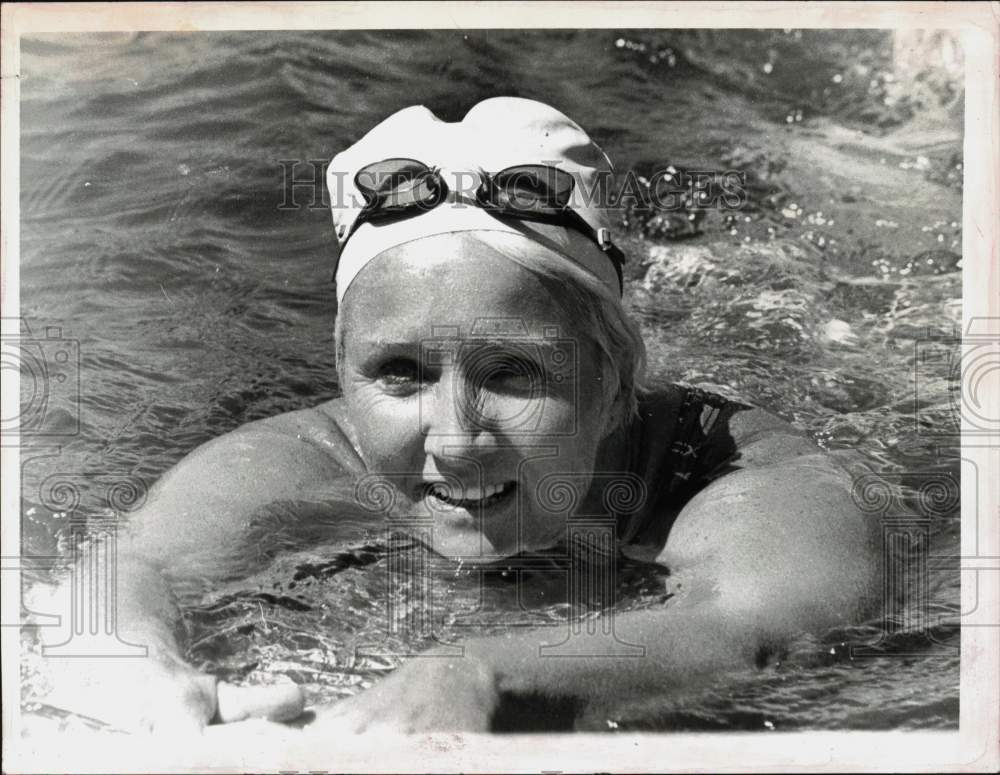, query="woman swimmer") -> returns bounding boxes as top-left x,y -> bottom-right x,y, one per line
39,98 -> 878,734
